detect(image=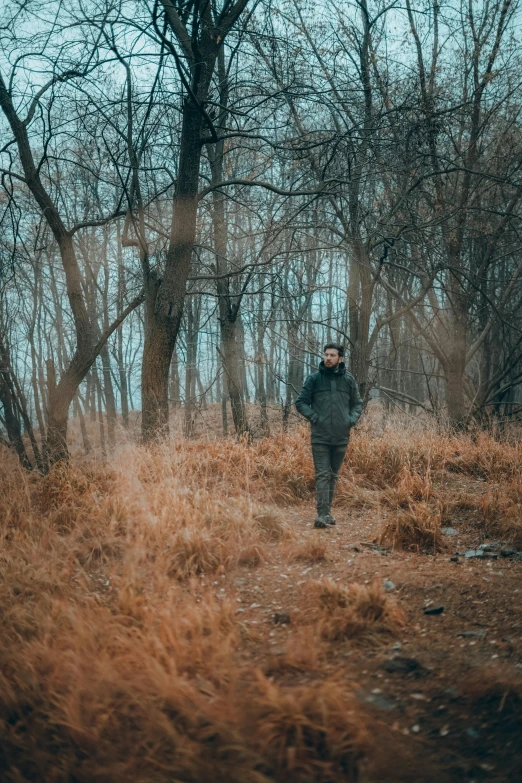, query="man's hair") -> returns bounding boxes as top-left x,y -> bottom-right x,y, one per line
324,343 -> 344,357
